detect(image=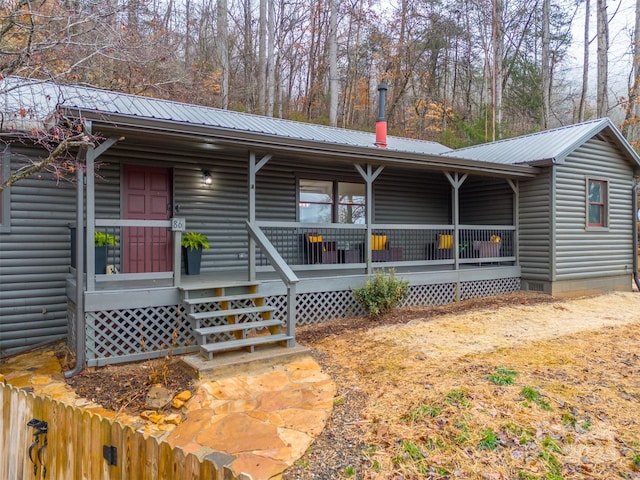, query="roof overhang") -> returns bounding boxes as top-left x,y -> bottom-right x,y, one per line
80,111 -> 539,180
